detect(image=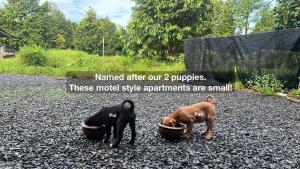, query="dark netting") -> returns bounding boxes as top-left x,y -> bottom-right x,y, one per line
184,28 -> 300,88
